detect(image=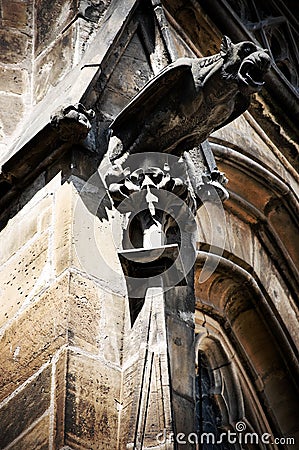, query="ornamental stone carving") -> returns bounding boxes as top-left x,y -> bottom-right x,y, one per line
50,103 -> 95,142
107,35 -> 271,161
103,36 -> 270,256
